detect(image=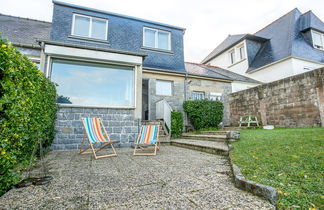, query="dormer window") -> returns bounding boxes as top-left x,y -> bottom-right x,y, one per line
238,45 -> 245,60
311,30 -> 324,50
143,27 -> 171,51
229,49 -> 235,64
72,14 -> 108,40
